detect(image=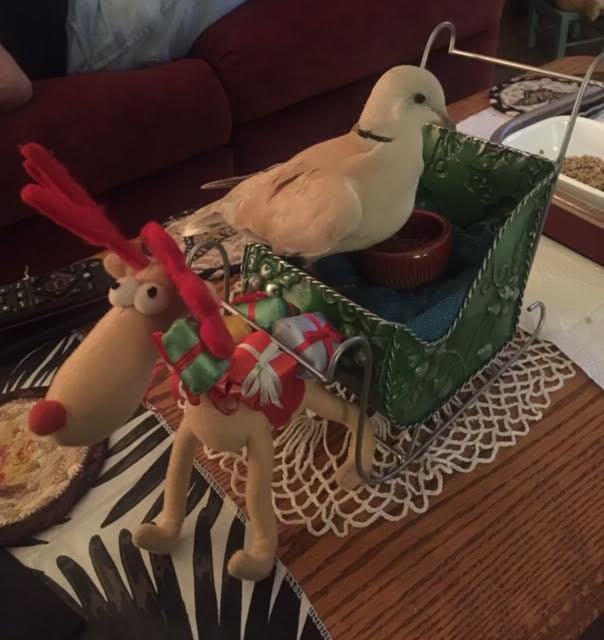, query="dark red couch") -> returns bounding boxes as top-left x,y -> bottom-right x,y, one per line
0,0 -> 505,282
